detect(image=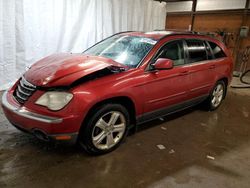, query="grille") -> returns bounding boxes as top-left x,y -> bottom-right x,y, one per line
14,76 -> 36,104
